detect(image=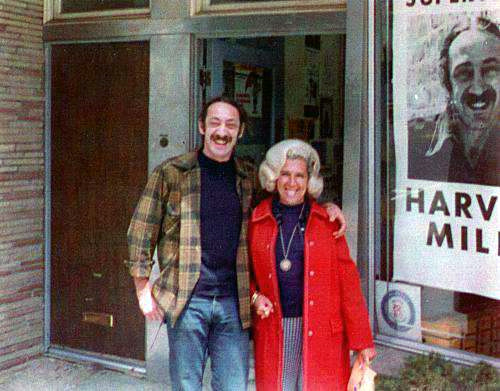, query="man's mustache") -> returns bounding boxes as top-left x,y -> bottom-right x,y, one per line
463,87 -> 497,110
210,134 -> 233,144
